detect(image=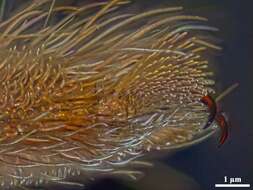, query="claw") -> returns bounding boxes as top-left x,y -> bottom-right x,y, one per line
201,95 -> 217,129
201,95 -> 229,147
215,114 -> 229,147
